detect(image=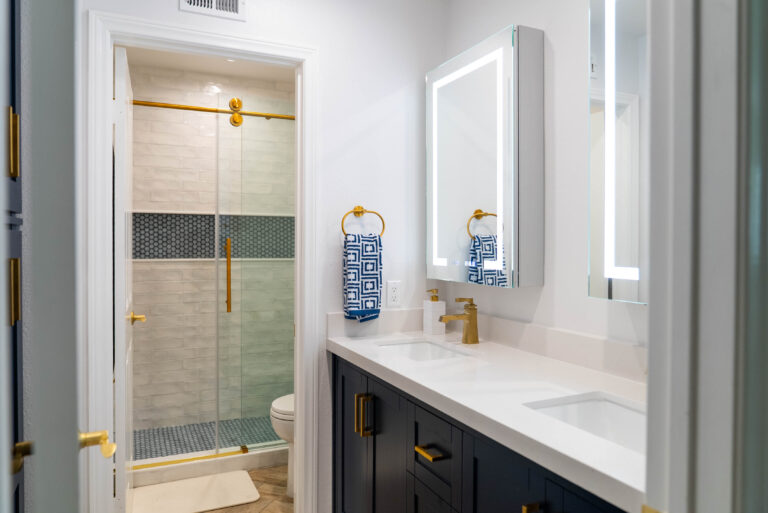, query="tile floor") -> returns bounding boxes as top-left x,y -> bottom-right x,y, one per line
207,465 -> 293,513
